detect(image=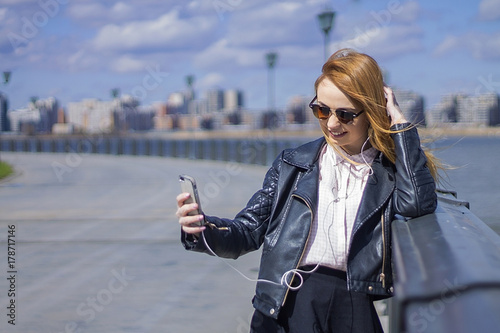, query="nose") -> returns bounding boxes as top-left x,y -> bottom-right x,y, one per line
326,112 -> 342,128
